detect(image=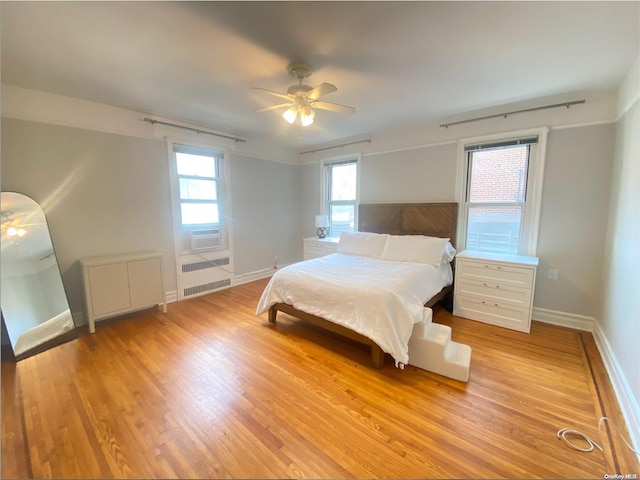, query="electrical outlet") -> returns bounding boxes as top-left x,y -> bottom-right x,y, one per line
547,268 -> 559,280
